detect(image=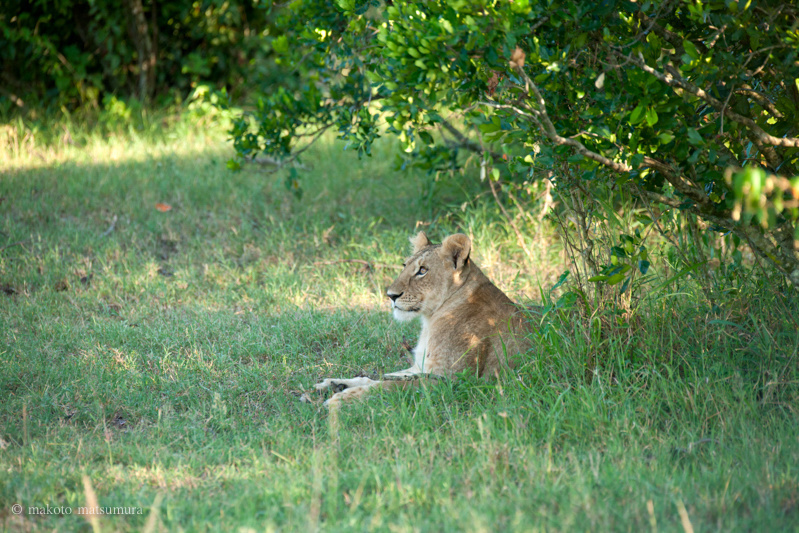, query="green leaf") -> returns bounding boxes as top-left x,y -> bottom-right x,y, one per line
552,270 -> 570,290
273,35 -> 288,54
479,117 -> 501,133
611,245 -> 627,258
510,0 -> 531,14
335,0 -> 355,12
606,273 -> 626,285
440,18 -> 454,34
645,107 -> 658,127
658,132 -> 674,144
629,105 -> 645,125
556,291 -> 580,310
687,128 -> 703,146
620,276 -> 631,294
418,130 -> 434,146
683,39 -> 699,61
